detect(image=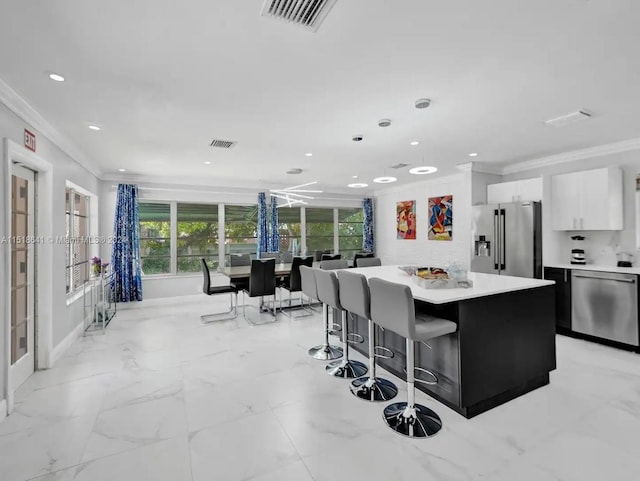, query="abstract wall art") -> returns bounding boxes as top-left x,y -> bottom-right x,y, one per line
396,200 -> 416,239
428,195 -> 452,241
